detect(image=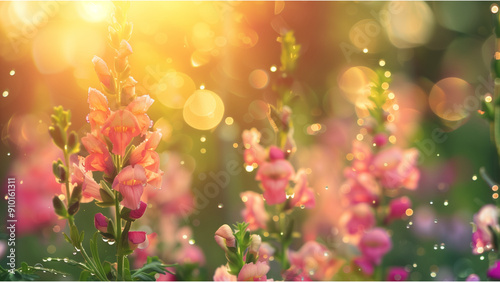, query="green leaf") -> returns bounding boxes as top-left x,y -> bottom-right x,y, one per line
52,196 -> 67,218
131,257 -> 171,281
67,131 -> 80,155
49,125 -> 65,150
